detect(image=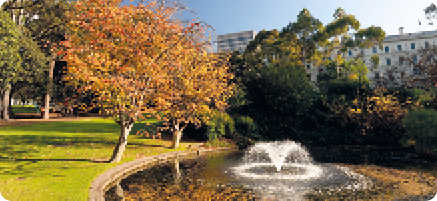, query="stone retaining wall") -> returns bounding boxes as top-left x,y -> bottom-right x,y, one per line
88,146 -> 239,201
